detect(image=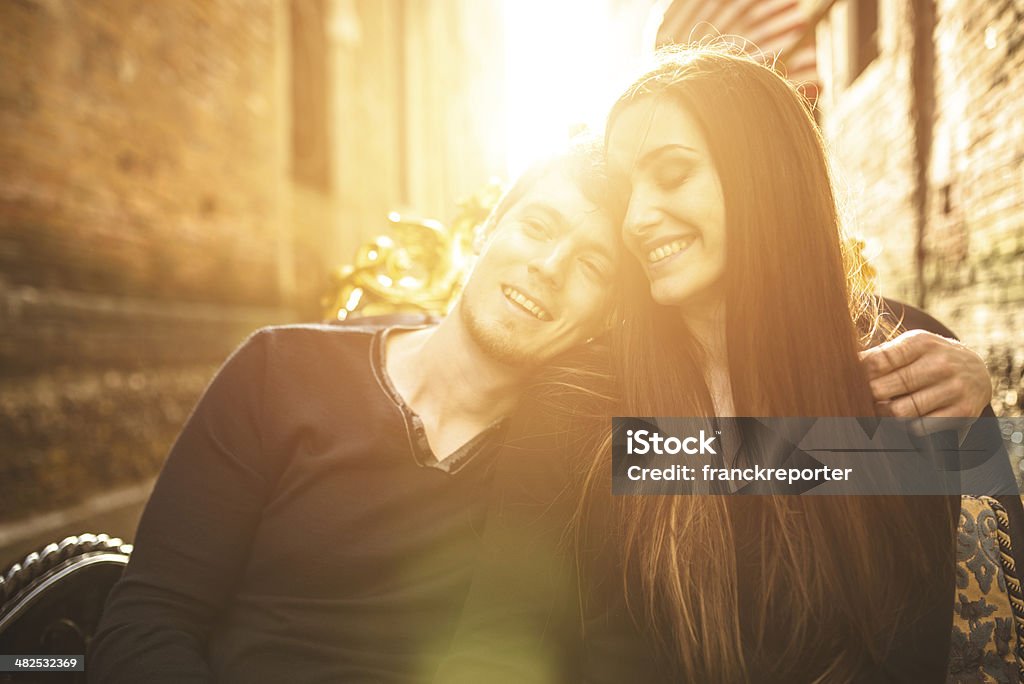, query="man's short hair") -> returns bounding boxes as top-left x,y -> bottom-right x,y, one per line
479,138 -> 626,240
